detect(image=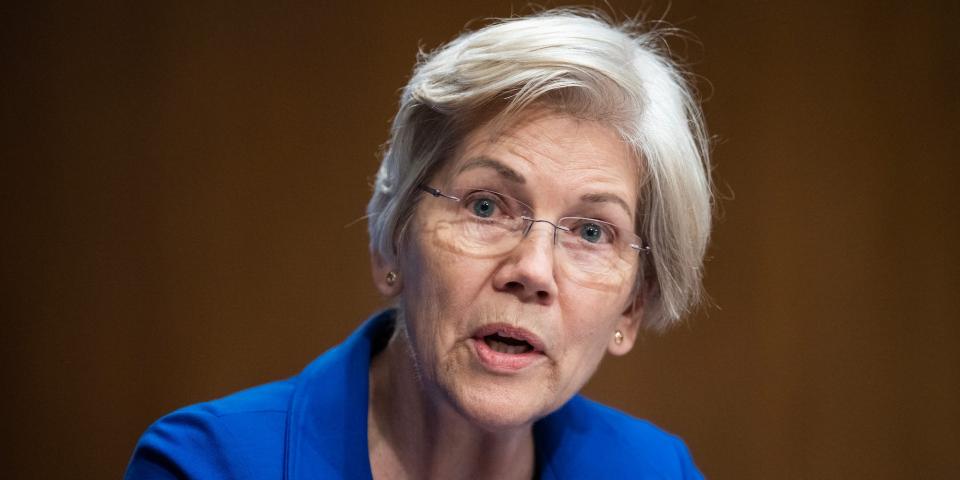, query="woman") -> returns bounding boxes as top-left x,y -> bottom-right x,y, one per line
126,9 -> 711,479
